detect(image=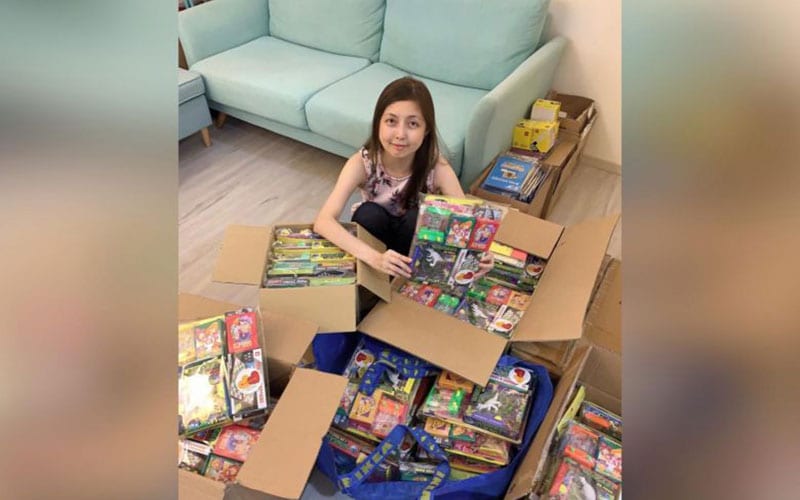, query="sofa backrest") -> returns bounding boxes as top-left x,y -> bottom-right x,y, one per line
268,0 -> 386,61
379,0 -> 550,90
